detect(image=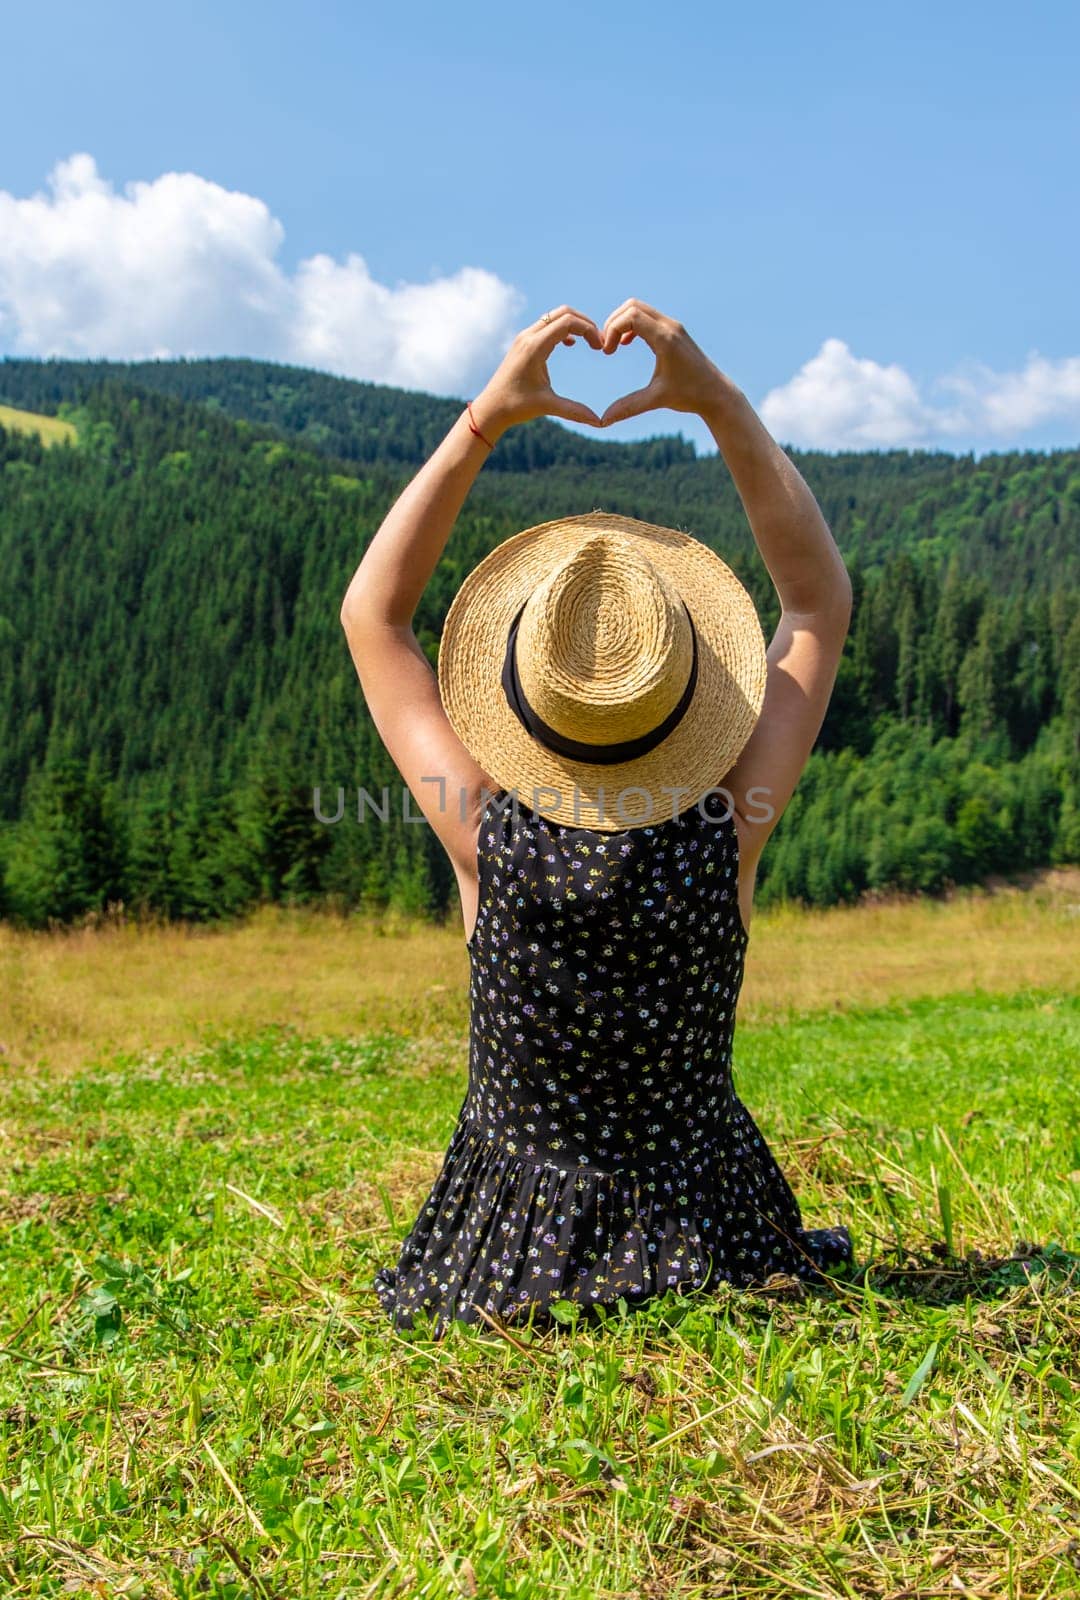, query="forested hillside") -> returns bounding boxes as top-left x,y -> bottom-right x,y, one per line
0,357 -> 1077,929
0,356 -> 696,474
